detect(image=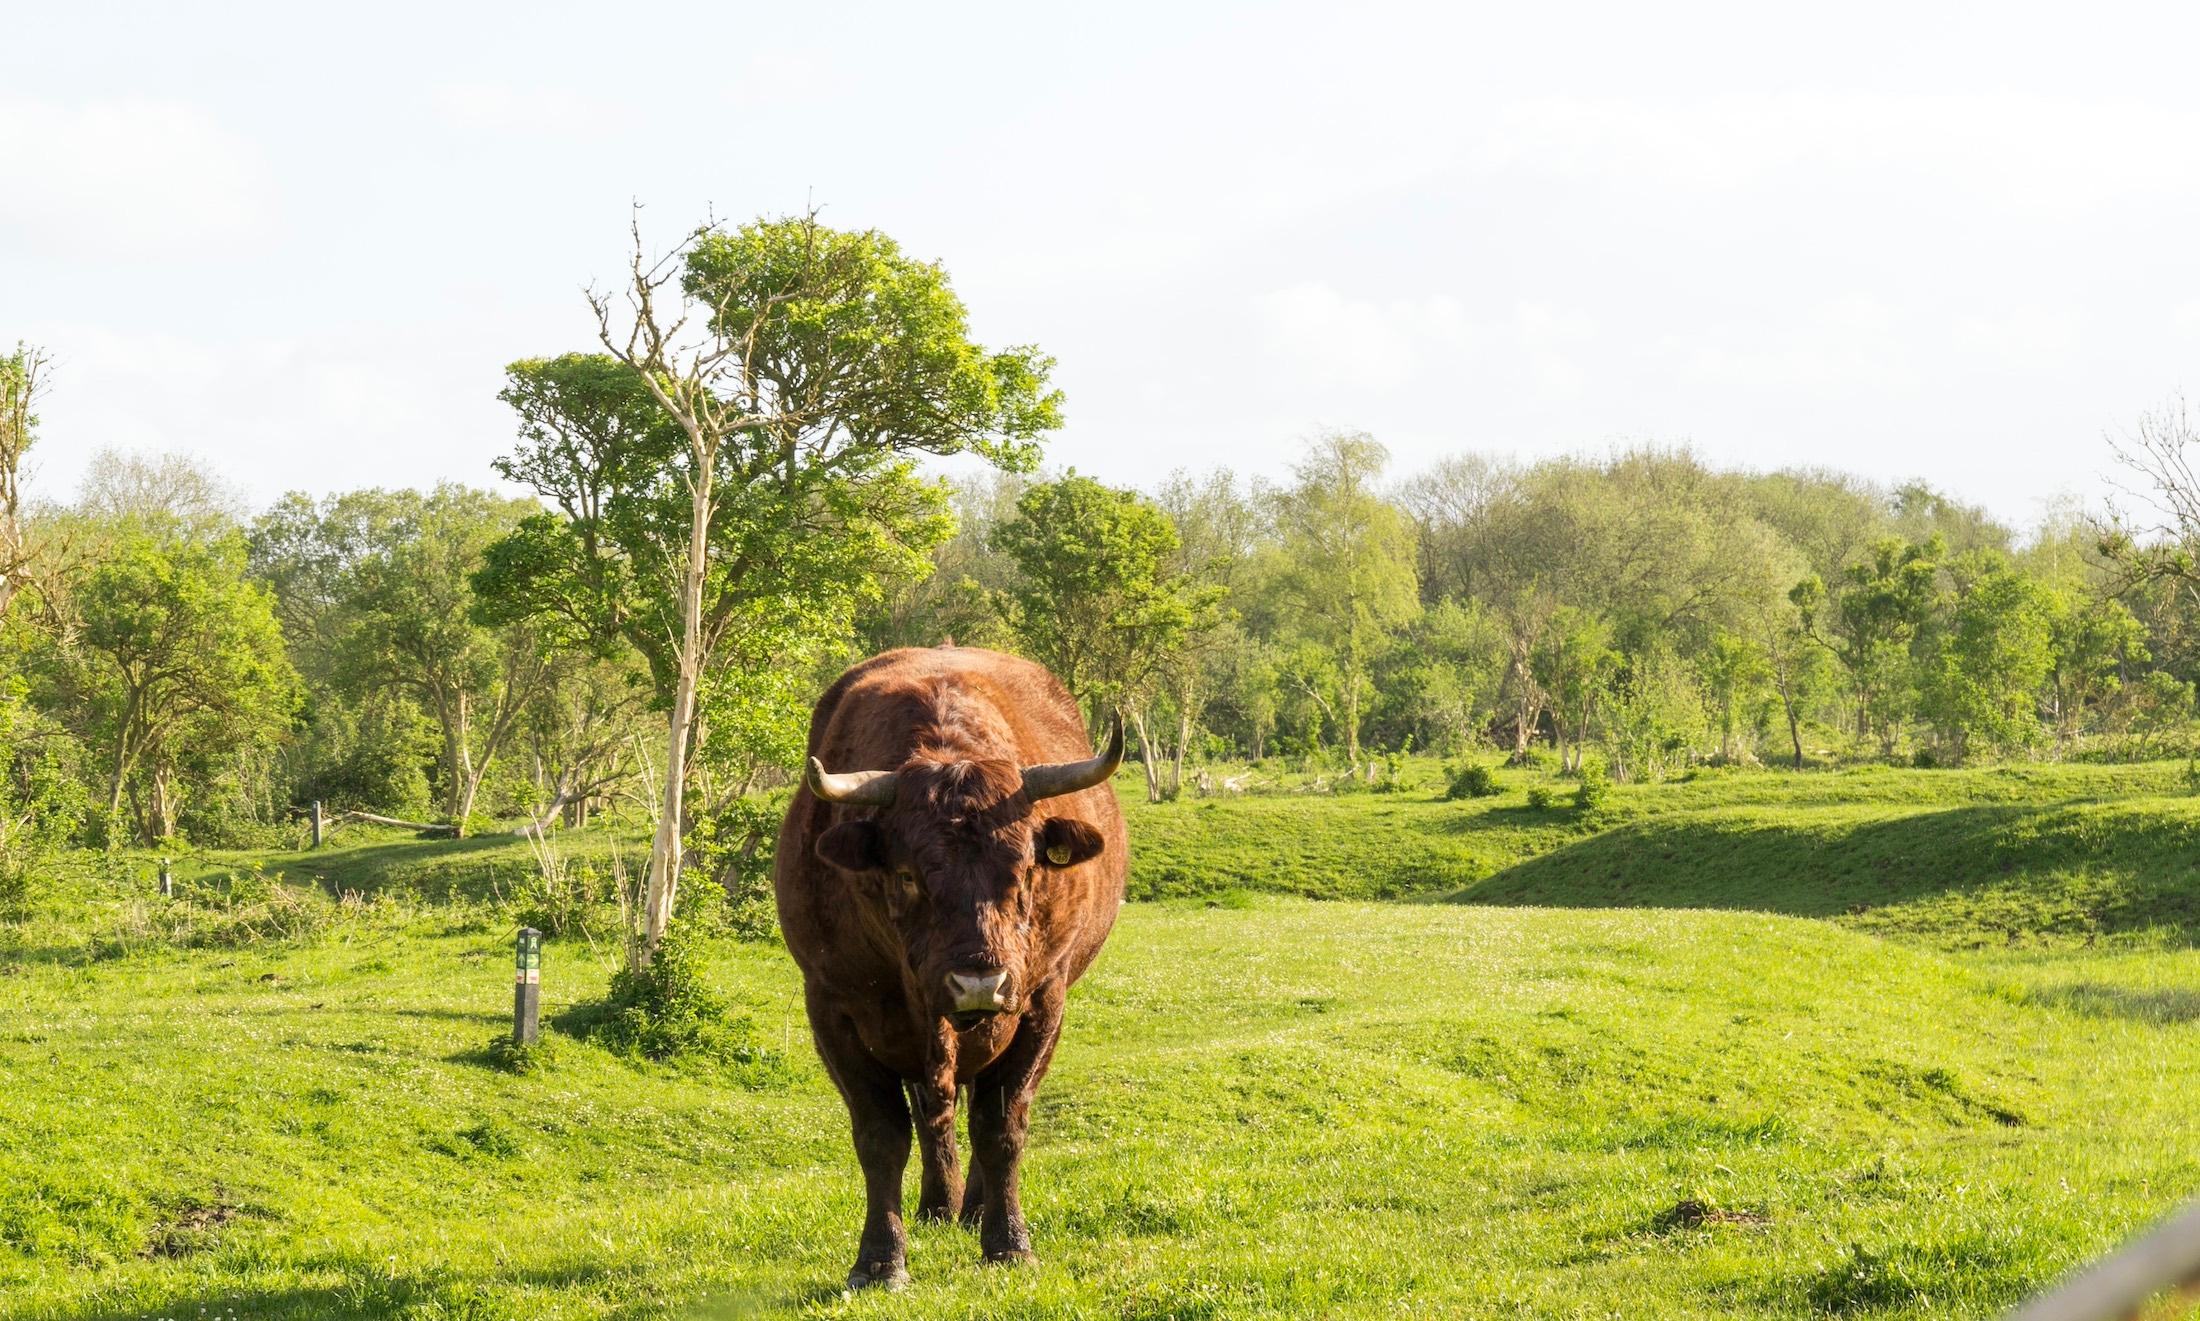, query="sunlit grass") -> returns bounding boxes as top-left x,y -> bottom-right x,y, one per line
5,761 -> 2200,1317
